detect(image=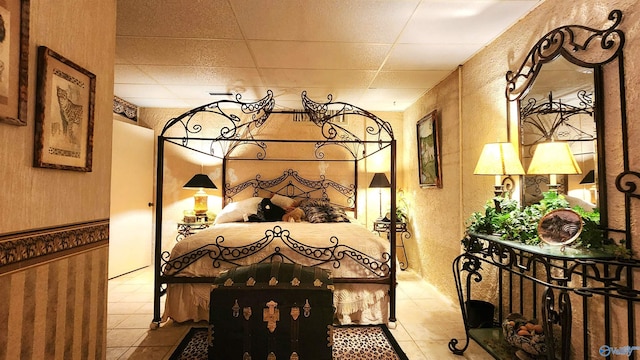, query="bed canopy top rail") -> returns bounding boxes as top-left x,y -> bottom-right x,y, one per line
158,90 -> 395,162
